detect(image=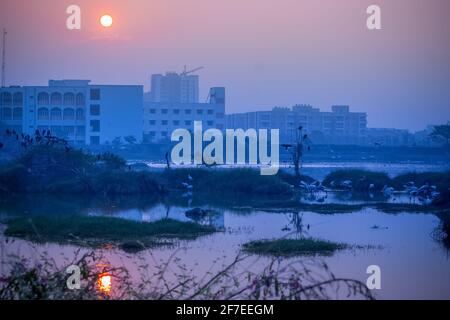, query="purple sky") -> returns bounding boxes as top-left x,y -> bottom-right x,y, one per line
1,0 -> 449,131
